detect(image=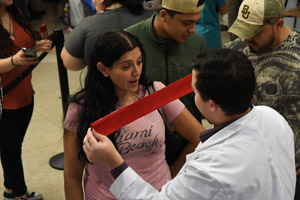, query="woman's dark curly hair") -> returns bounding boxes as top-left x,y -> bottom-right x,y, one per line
0,2 -> 35,58
71,29 -> 149,161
